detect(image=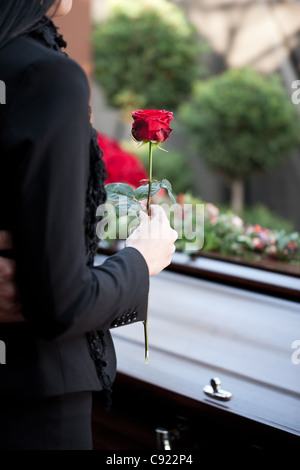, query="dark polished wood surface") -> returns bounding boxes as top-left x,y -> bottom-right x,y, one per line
93,251 -> 300,454
97,247 -> 300,302
92,373 -> 299,453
